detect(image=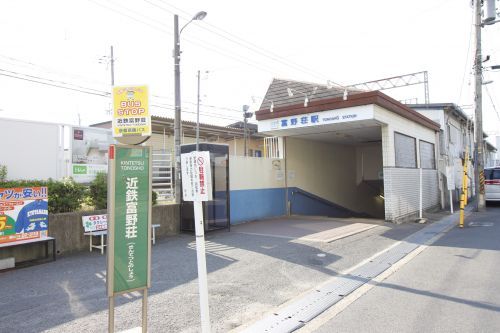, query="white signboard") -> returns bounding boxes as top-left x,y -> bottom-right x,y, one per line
82,214 -> 108,232
445,166 -> 455,191
181,151 -> 213,202
258,105 -> 374,133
